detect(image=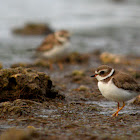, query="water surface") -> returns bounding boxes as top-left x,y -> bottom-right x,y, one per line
0,0 -> 140,67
